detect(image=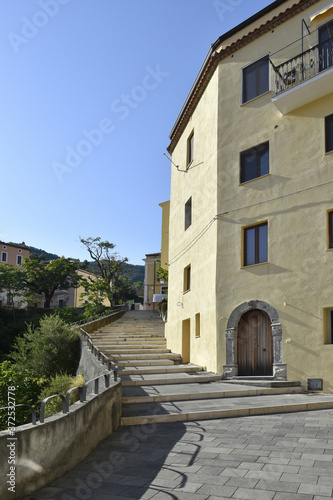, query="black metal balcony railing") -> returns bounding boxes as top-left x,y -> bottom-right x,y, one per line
274,40 -> 333,94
